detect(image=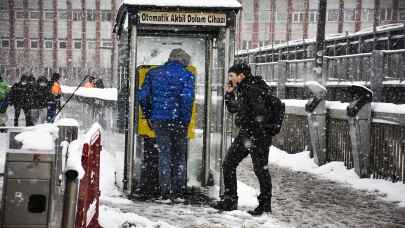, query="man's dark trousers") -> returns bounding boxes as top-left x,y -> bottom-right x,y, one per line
222,130 -> 272,200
